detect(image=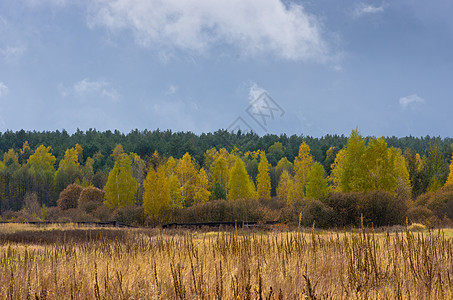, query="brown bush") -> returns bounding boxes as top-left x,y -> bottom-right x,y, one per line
79,201 -> 102,214
92,204 -> 113,222
46,206 -> 62,221
360,190 -> 408,226
278,198 -> 305,225
112,205 -> 145,226
57,183 -> 83,210
57,208 -> 98,222
415,192 -> 432,207
1,210 -> 40,222
300,199 -> 336,228
326,192 -> 361,227
78,186 -> 105,205
172,198 -> 283,224
406,206 -> 433,223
